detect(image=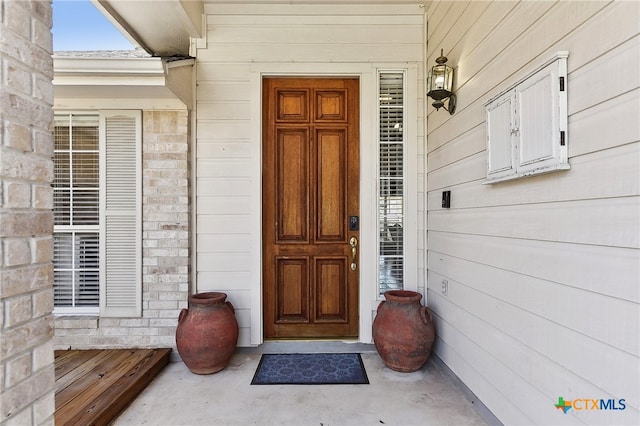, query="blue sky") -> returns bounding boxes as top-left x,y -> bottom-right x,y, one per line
52,0 -> 135,51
